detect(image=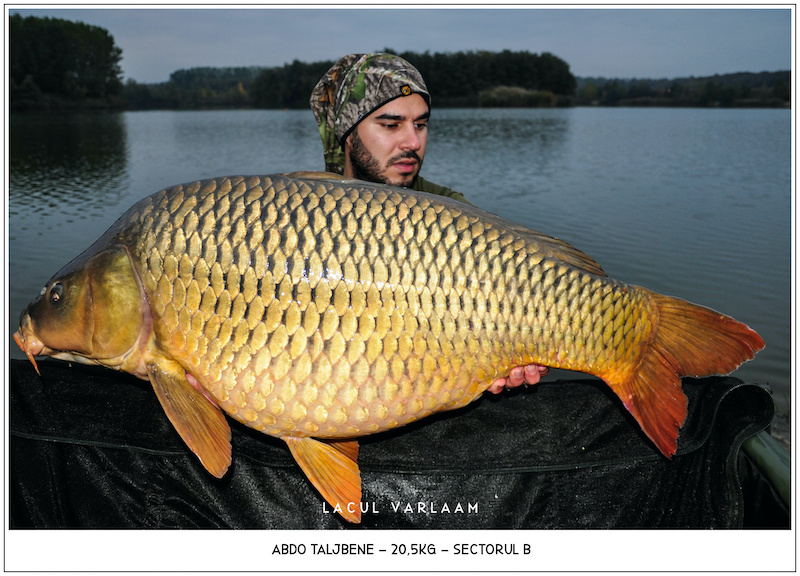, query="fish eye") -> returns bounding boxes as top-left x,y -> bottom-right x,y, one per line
49,282 -> 64,304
